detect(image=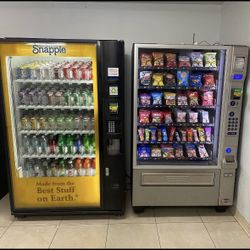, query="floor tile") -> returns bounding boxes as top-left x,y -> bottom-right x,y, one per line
13,216 -> 62,226
0,195 -> 15,227
0,224 -> 57,248
198,207 -> 236,222
61,214 -> 109,225
106,223 -> 160,248
50,224 -> 107,248
154,207 -> 202,223
205,222 -> 250,248
0,227 -> 7,238
158,222 -> 215,248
